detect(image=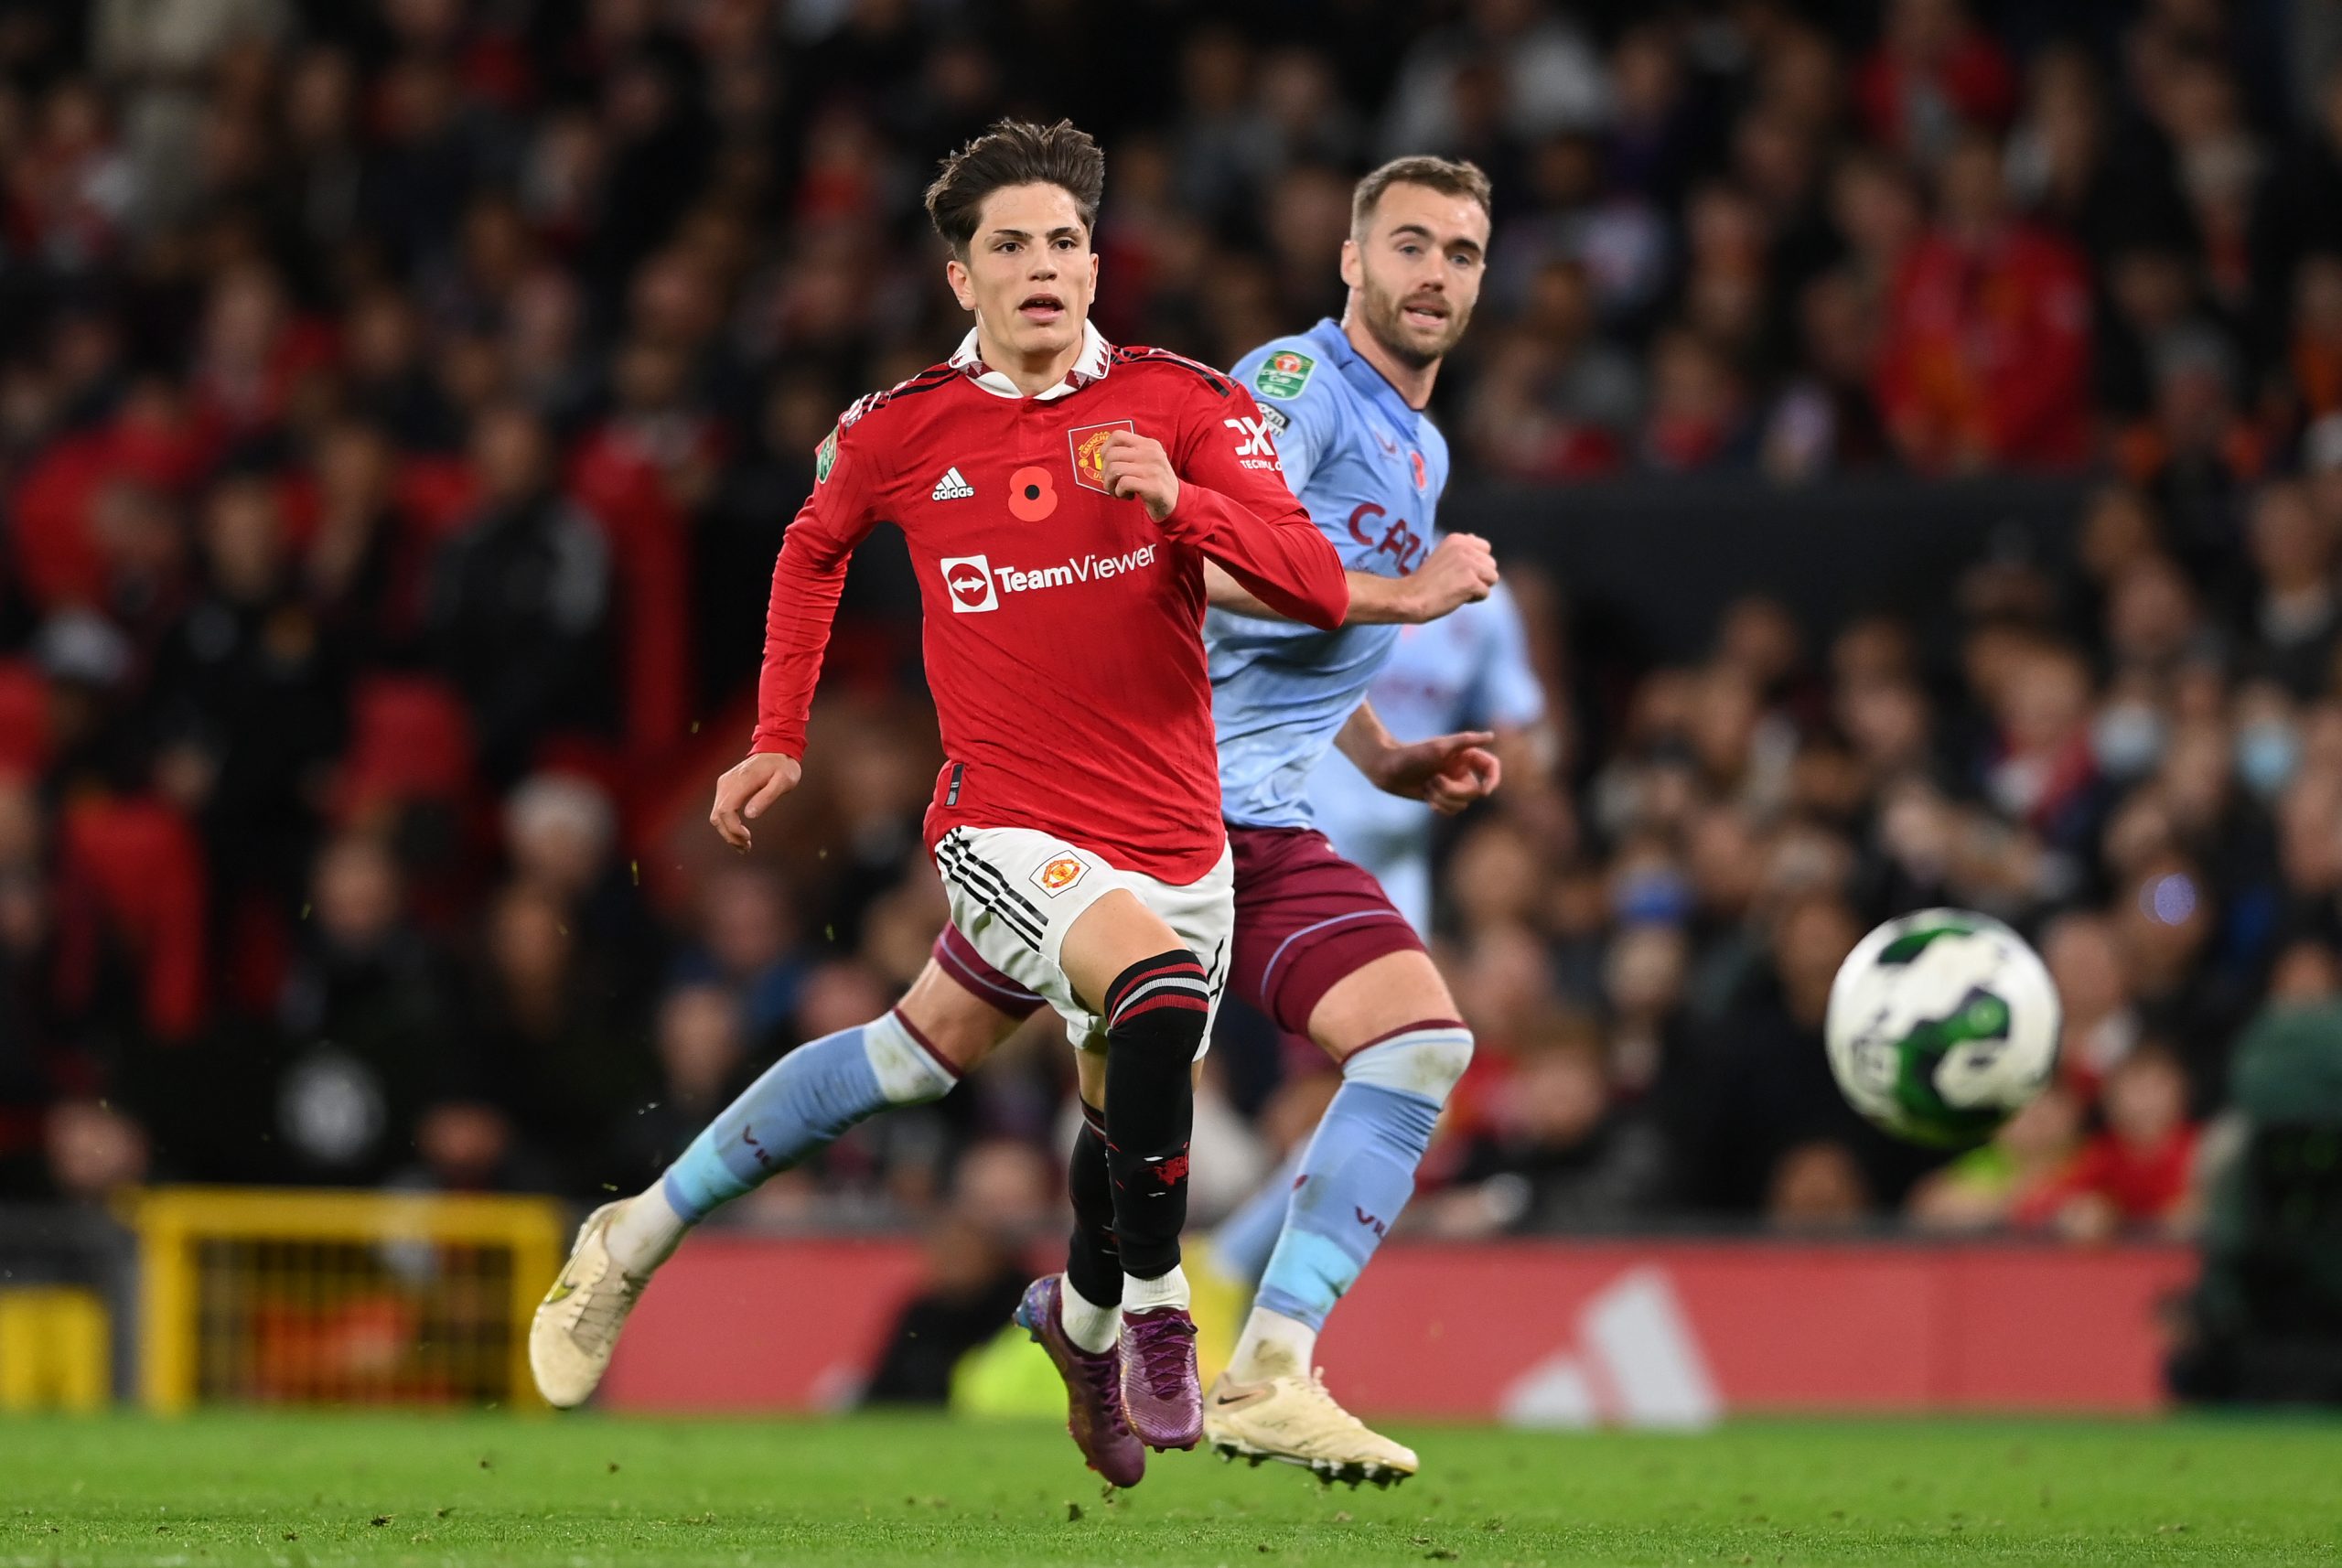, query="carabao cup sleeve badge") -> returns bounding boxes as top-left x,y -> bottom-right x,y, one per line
1253,349 -> 1315,400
